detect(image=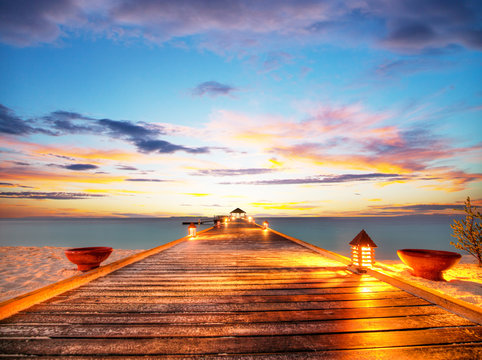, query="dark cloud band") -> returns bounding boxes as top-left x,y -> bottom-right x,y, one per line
0,192 -> 105,200
220,173 -> 403,185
